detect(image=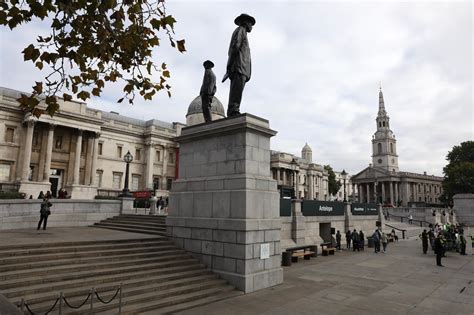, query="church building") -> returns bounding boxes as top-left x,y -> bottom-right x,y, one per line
350,89 -> 443,206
